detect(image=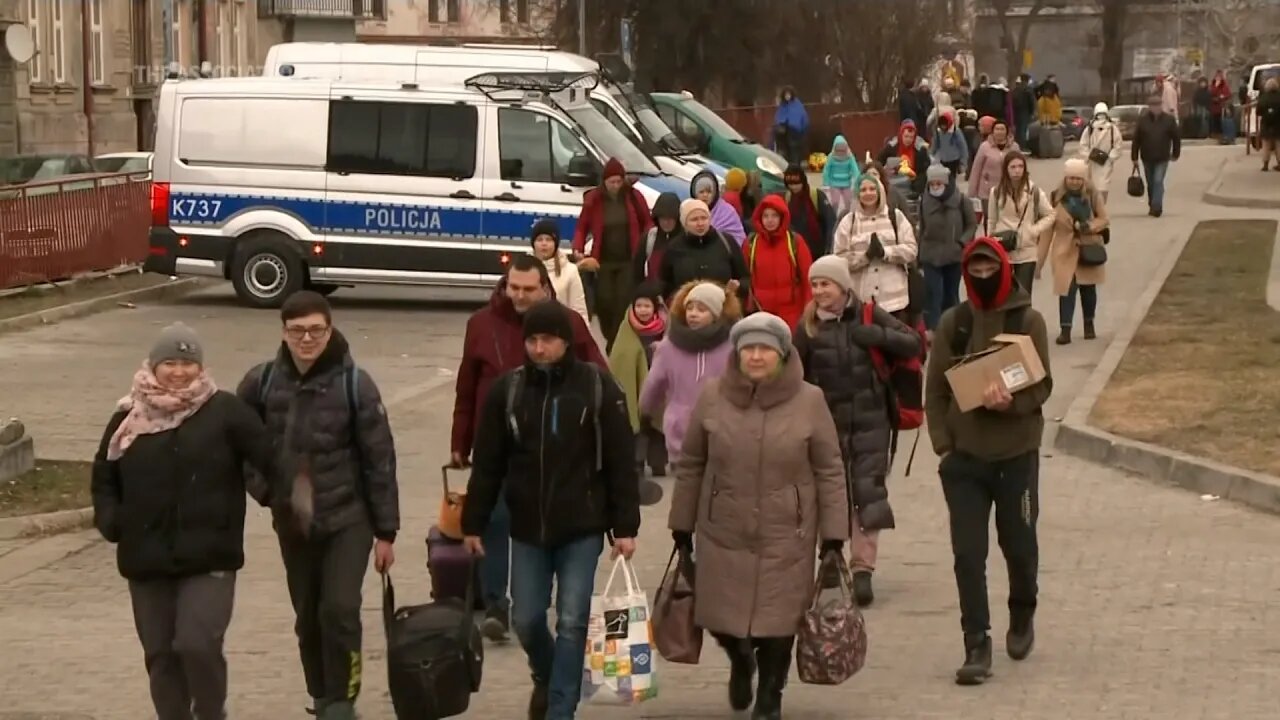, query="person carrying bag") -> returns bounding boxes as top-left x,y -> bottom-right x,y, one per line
653,545 -> 702,664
